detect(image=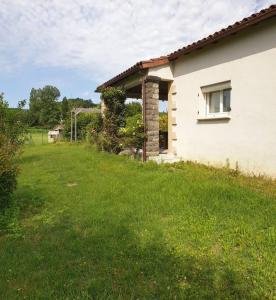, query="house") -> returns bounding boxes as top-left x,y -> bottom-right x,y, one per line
48,124 -> 64,143
96,5 -> 276,177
